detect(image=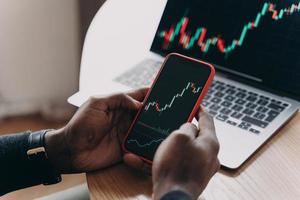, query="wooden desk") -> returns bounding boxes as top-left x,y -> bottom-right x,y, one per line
87,112 -> 300,200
